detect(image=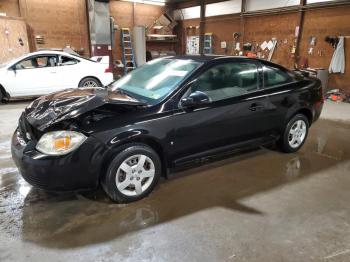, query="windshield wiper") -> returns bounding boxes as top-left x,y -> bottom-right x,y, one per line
114,89 -> 149,106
